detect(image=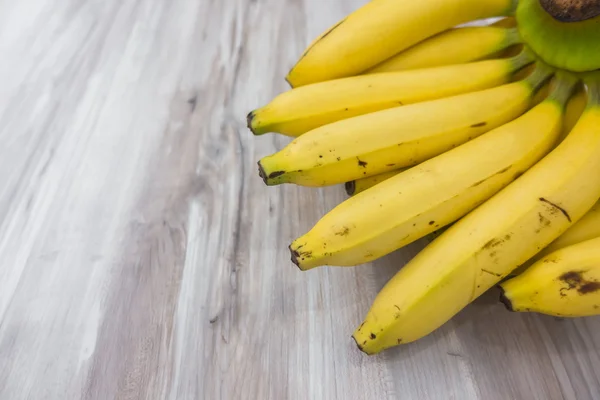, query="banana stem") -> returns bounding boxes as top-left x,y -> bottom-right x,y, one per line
508,0 -> 520,15
524,61 -> 555,94
510,46 -> 536,72
585,73 -> 600,106
547,72 -> 581,110
505,27 -> 522,46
